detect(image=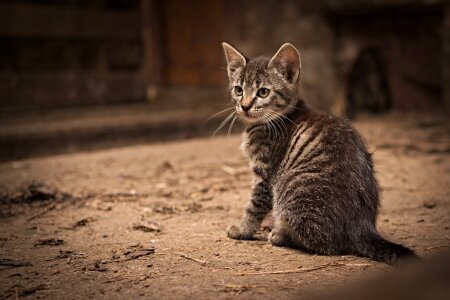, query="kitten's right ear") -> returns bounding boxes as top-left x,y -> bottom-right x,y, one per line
222,42 -> 247,78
